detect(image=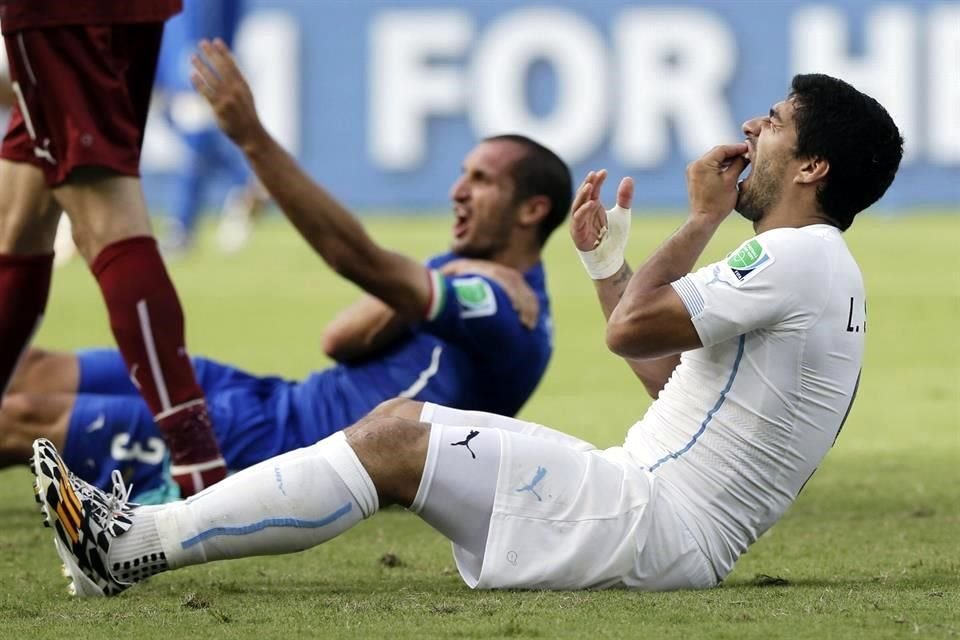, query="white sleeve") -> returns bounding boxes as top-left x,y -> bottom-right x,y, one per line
670,230 -> 829,347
